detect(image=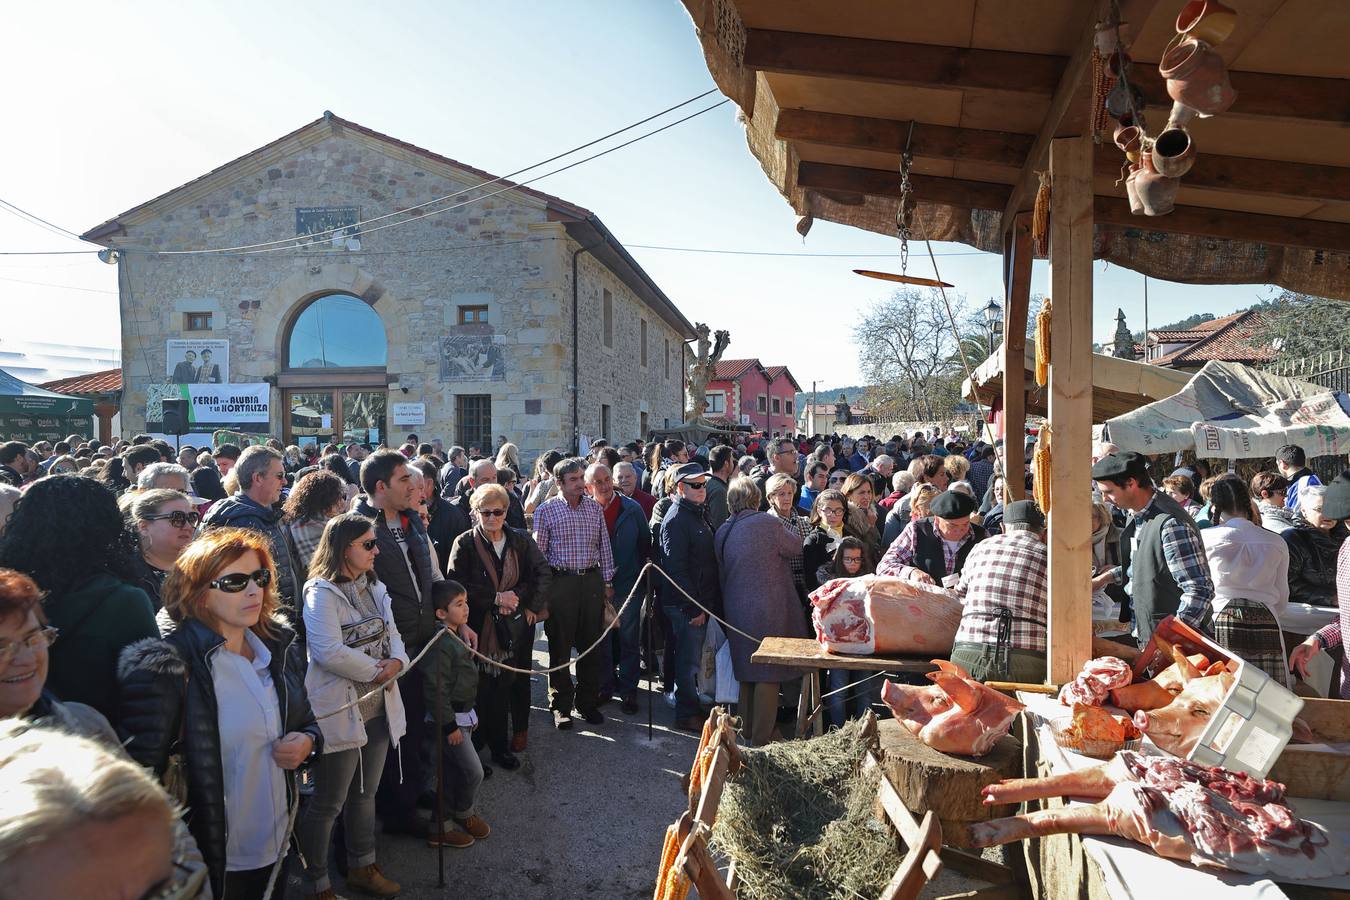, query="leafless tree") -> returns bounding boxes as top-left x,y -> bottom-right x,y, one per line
854,288 -> 970,421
